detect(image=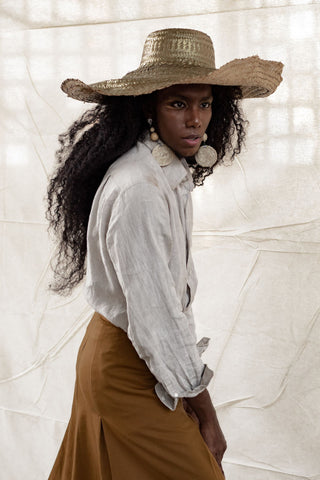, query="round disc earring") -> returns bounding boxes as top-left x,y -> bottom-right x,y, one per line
195,133 -> 218,167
